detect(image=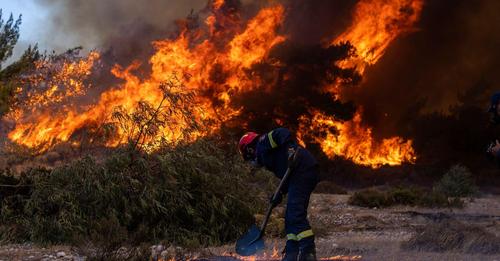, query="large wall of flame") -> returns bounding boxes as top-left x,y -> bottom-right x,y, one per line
5,0 -> 500,177
341,0 -> 500,138
33,0 -> 500,130
4,0 -> 420,167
